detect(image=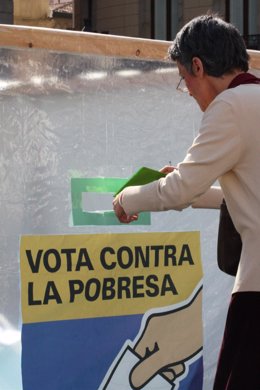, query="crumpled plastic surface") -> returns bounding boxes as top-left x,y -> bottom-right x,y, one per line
1,45 -> 259,390
0,47 -> 187,390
